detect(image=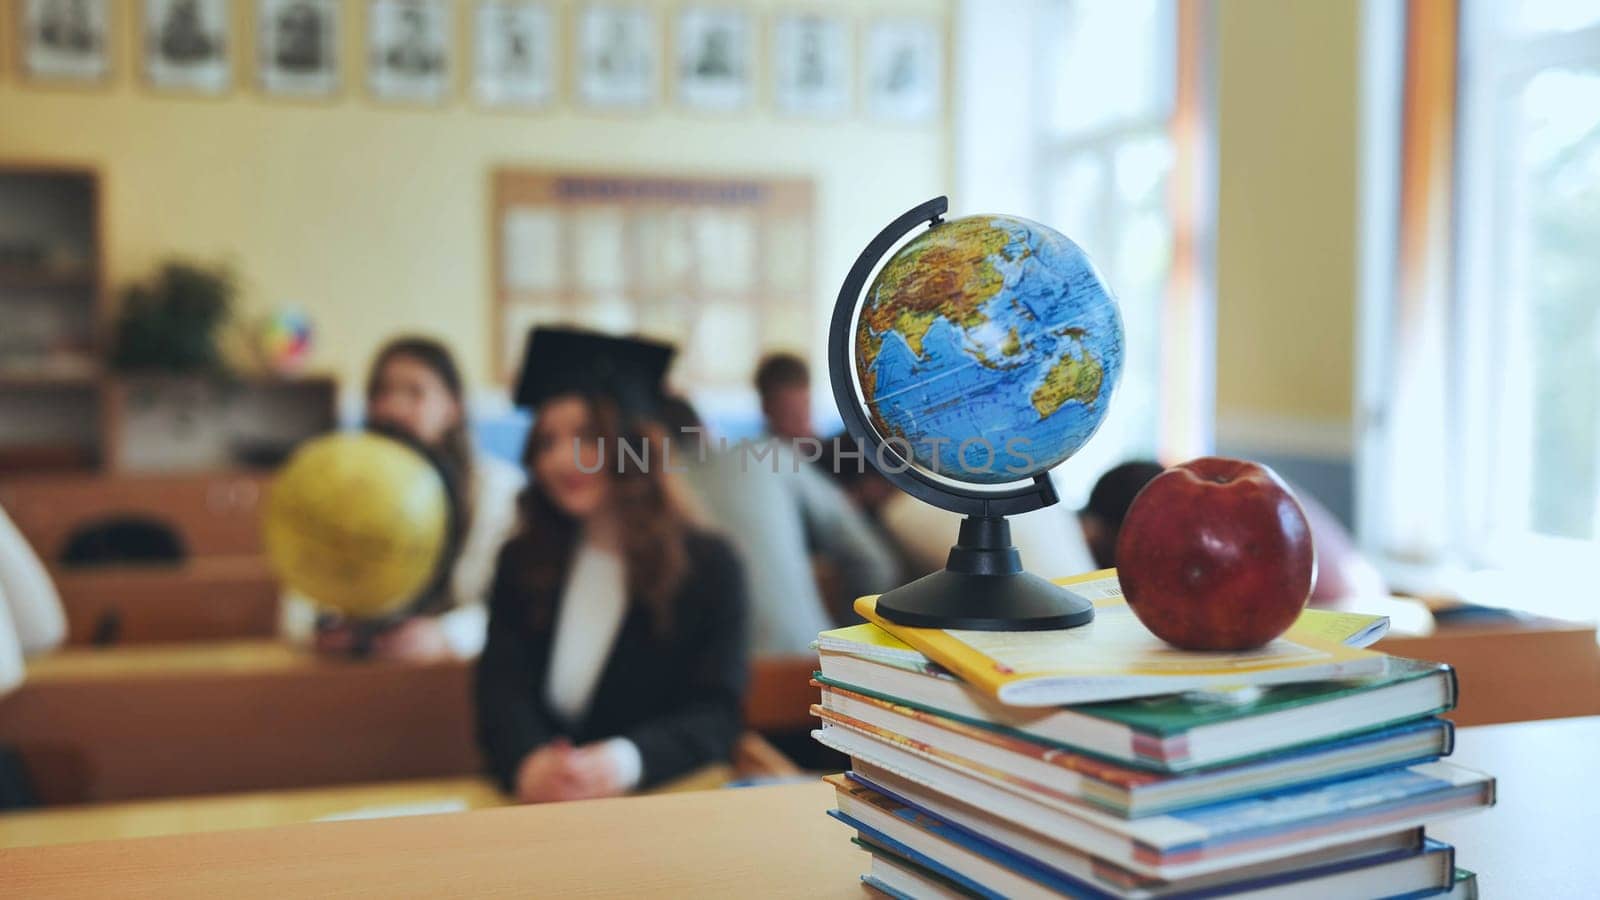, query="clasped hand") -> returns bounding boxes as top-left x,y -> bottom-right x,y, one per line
514,737 -> 627,804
